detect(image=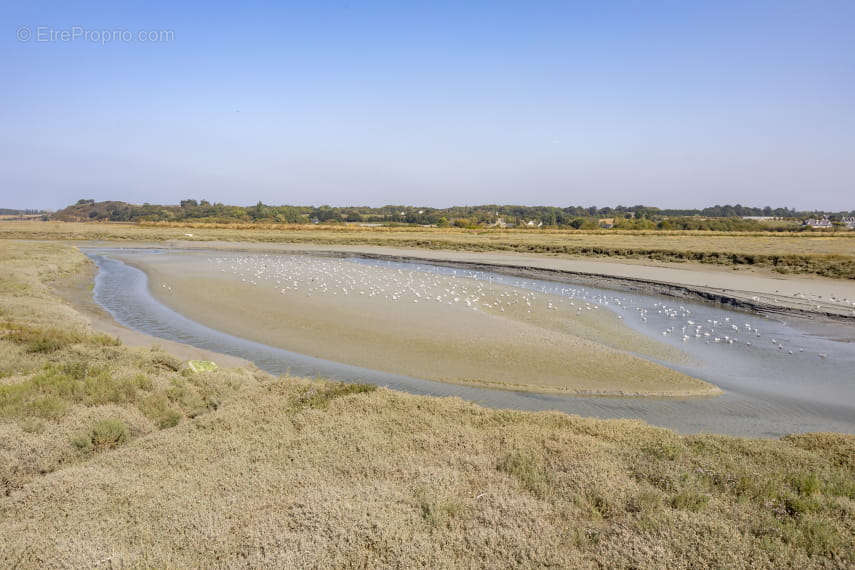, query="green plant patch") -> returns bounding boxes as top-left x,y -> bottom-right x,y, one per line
188,360 -> 218,373
72,418 -> 130,453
